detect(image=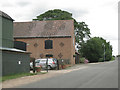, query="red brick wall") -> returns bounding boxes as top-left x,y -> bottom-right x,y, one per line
15,37 -> 75,65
